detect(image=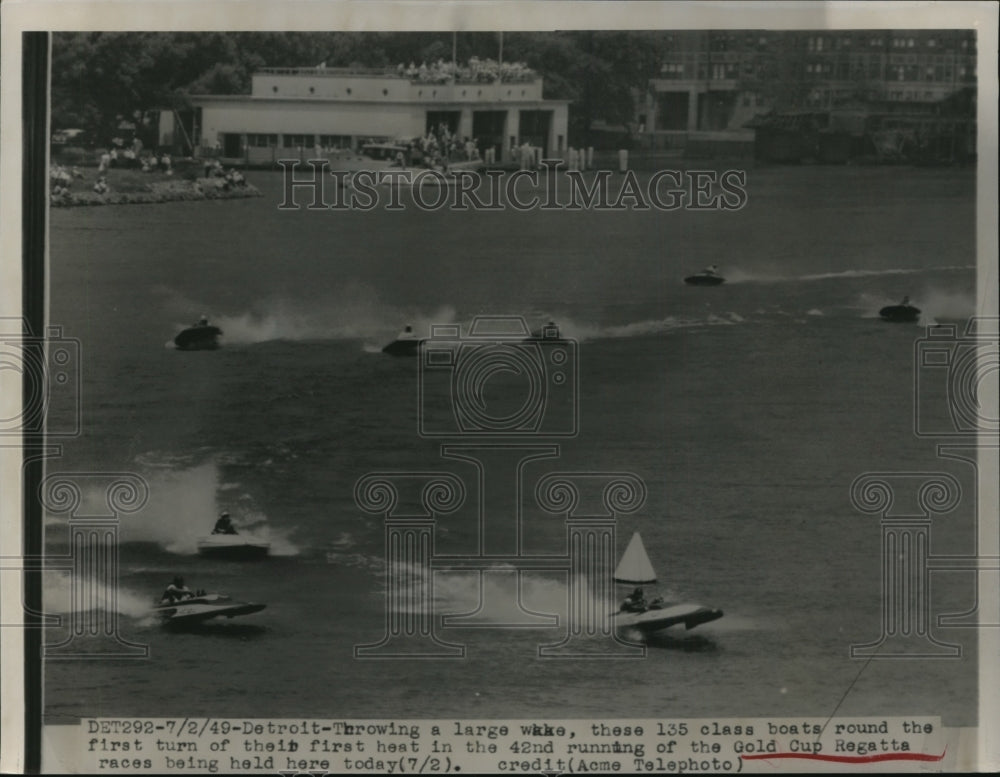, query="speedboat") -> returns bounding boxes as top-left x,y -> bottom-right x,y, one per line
153,593 -> 266,626
382,339 -> 420,356
684,271 -> 725,286
612,601 -> 725,633
174,324 -> 222,350
196,533 -> 270,560
525,321 -> 564,341
610,532 -> 723,636
879,302 -> 921,322
382,327 -> 421,356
